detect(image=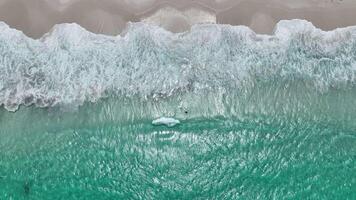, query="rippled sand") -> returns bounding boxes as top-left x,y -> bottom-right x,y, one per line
0,0 -> 355,37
